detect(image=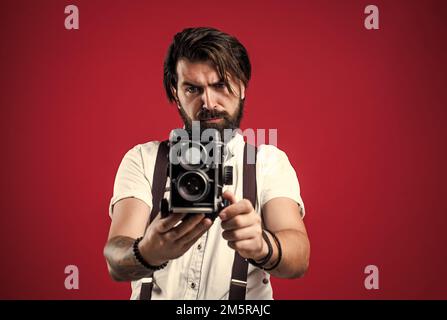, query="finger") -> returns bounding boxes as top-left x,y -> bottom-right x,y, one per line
227,239 -> 259,254
219,199 -> 253,221
179,218 -> 212,245
221,213 -> 256,230
157,213 -> 187,233
165,214 -> 205,240
223,191 -> 237,205
222,225 -> 260,241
